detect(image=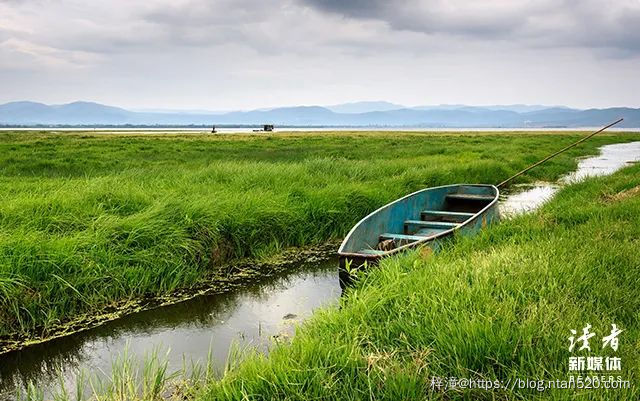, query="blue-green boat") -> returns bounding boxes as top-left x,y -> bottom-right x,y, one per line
337,119 -> 623,269
338,184 -> 499,268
